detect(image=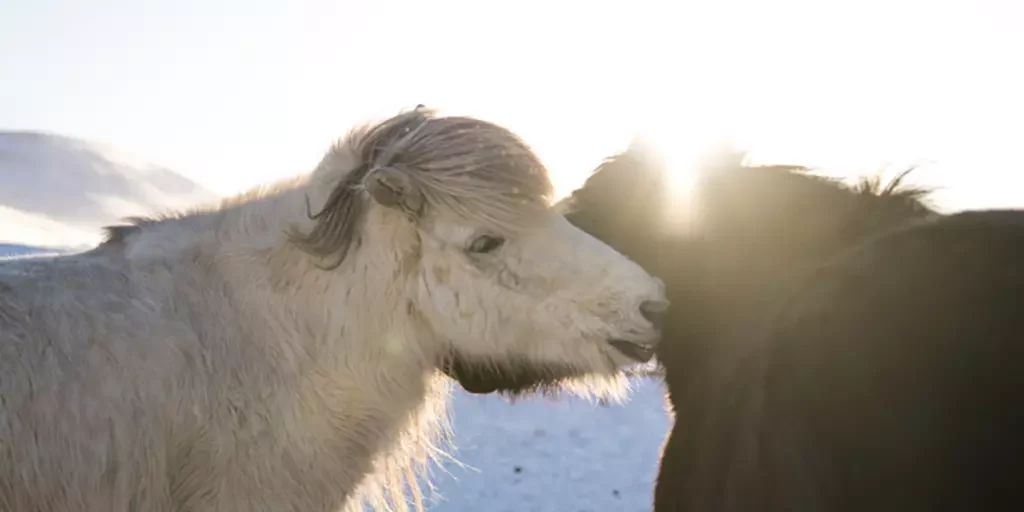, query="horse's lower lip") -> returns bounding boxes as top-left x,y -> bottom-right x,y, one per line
609,340 -> 656,363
